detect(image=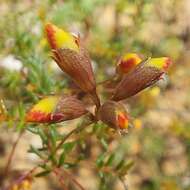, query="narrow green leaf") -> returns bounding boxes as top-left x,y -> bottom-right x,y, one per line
38,128 -> 48,144
115,159 -> 125,171
63,162 -> 77,169
18,102 -> 25,118
98,171 -> 105,179
92,123 -> 100,133
62,141 -> 76,153
58,152 -> 65,167
105,153 -> 115,166
35,170 -> 51,177
28,145 -> 44,159
118,160 -> 135,176
100,138 -> 108,150
49,154 -> 58,165
38,147 -> 48,151
49,125 -> 58,149
27,126 -> 38,134
17,120 -> 25,131
96,153 -> 106,168
17,102 -> 25,130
